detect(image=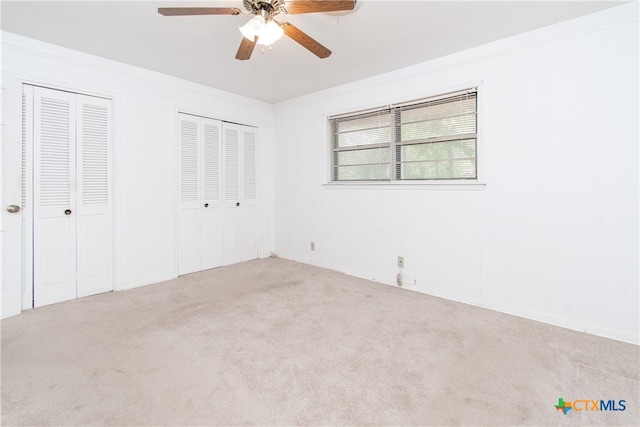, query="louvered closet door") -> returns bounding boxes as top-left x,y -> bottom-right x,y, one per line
31,86 -> 113,307
33,87 -> 78,307
178,114 -> 202,275
76,95 -> 112,298
222,124 -> 241,265
201,118 -> 223,270
240,127 -> 258,261
222,122 -> 258,265
178,113 -> 223,274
